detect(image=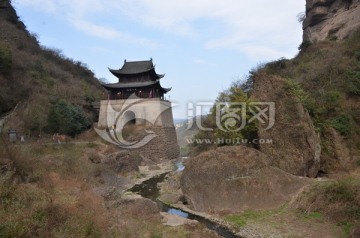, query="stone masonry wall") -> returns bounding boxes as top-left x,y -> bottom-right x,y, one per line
136,126 -> 180,161
97,99 -> 179,161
